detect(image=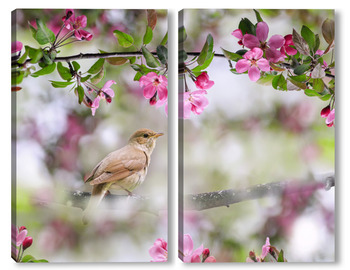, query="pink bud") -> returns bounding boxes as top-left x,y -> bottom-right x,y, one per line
18,226 -> 26,232
202,248 -> 210,261
22,236 -> 33,250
